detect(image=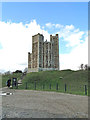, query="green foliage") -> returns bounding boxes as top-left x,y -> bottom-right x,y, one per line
13,70 -> 22,73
